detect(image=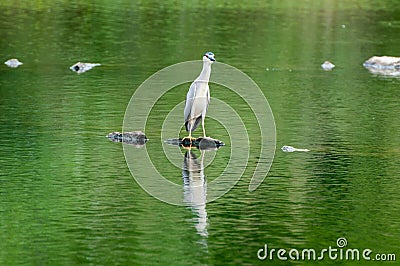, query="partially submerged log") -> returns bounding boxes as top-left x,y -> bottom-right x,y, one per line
165,137 -> 224,150
107,131 -> 224,150
106,131 -> 148,148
